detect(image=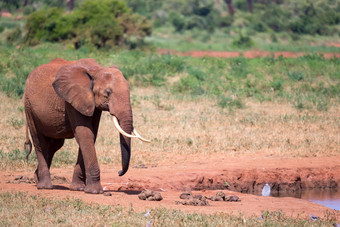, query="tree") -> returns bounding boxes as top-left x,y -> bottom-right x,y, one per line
224,0 -> 234,16
247,0 -> 253,13
67,0 -> 75,10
